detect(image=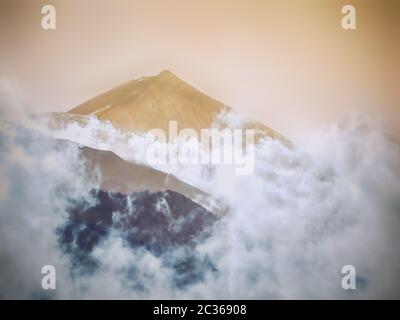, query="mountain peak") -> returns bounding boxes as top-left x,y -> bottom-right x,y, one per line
66,71 -> 286,143
68,70 -> 227,134
157,70 -> 181,82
